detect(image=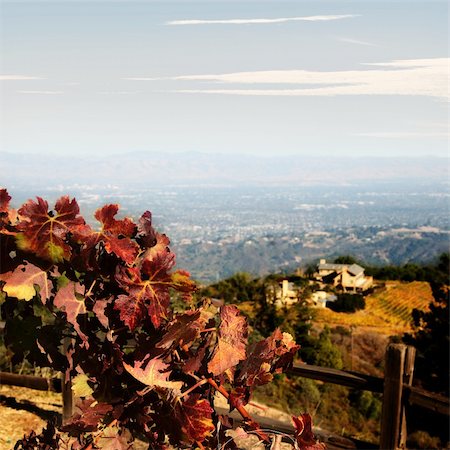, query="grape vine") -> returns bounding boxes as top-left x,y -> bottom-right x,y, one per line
0,188 -> 324,449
